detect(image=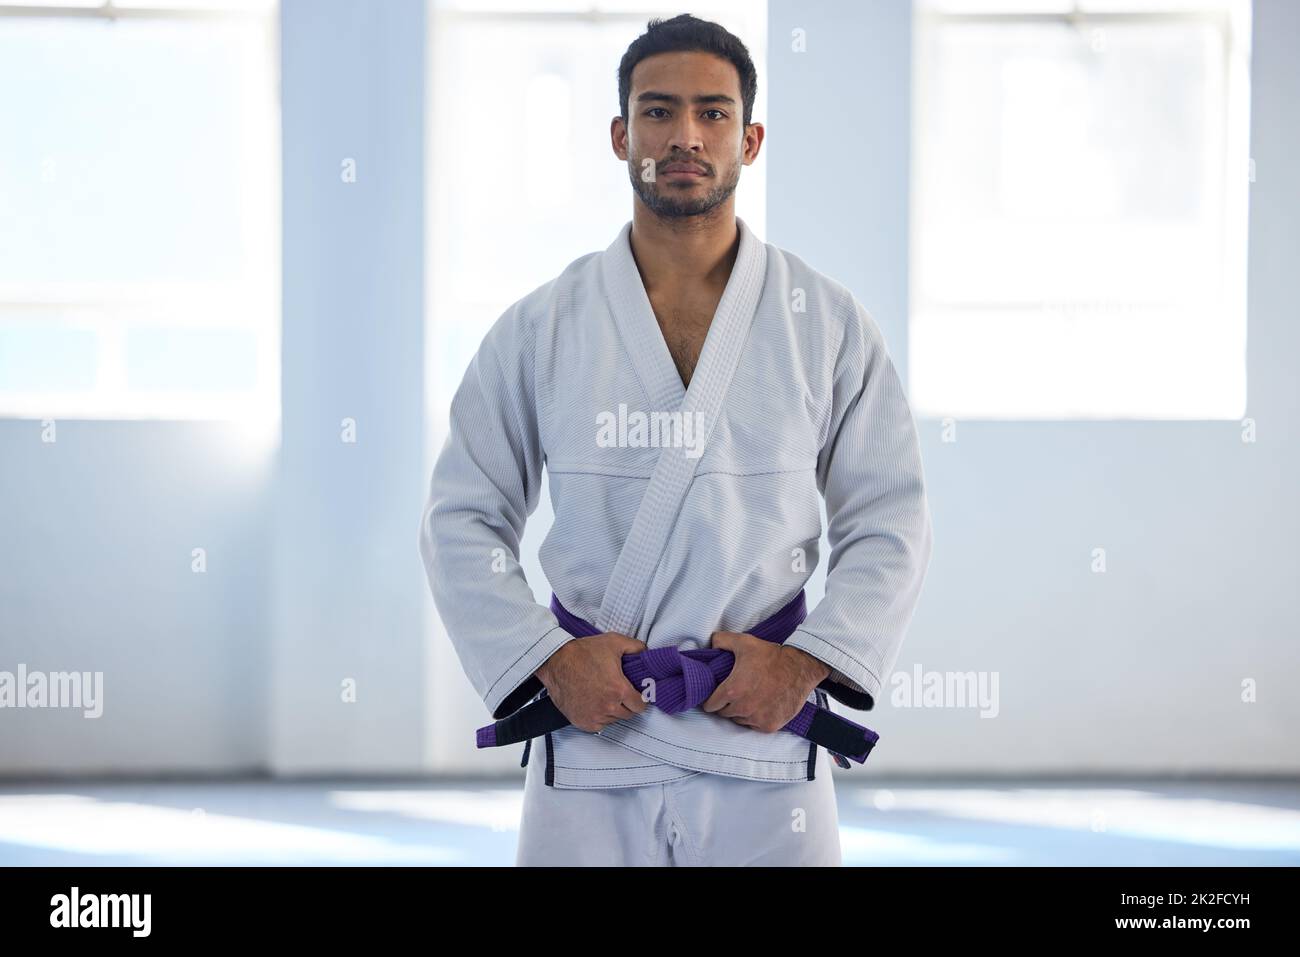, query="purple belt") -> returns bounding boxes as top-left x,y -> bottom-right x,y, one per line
475,590 -> 879,766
